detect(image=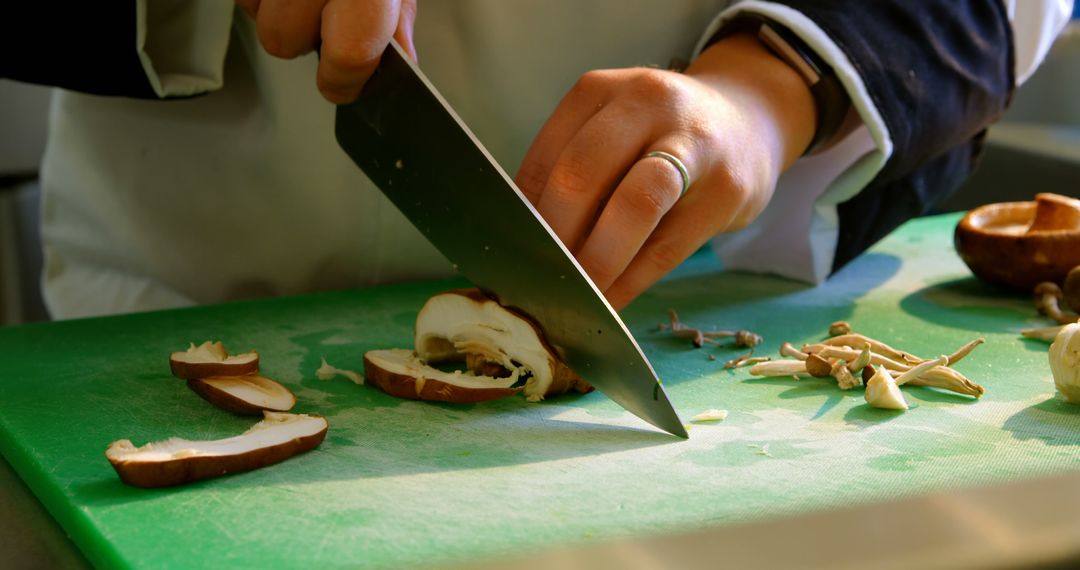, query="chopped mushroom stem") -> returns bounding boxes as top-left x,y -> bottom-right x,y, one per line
807,345 -> 912,372
749,360 -> 809,377
904,367 -> 985,398
1022,324 -> 1070,343
943,338 -> 985,365
724,352 -> 770,369
894,355 -> 949,386
820,334 -> 923,364
828,321 -> 852,337
847,344 -> 873,373
779,342 -> 808,360
316,357 -> 365,385
1064,266 -> 1080,314
662,310 -> 762,348
1035,282 -> 1078,325
804,353 -> 832,377
830,359 -> 862,390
